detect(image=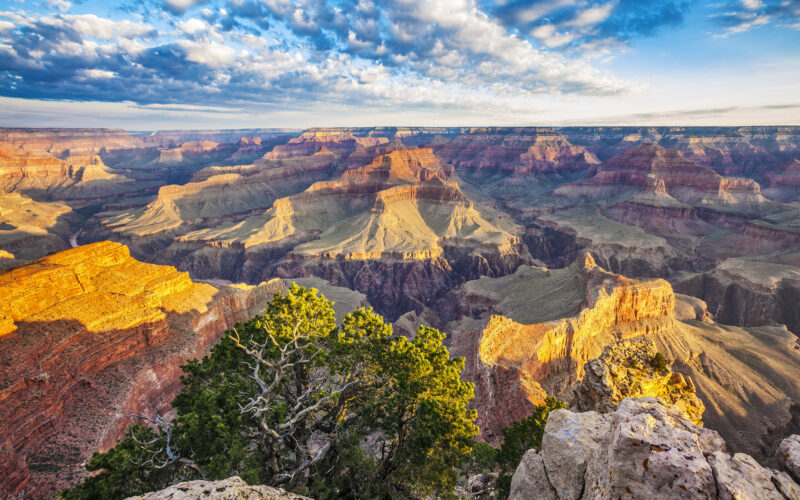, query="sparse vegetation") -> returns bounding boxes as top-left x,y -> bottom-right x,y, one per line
495,396 -> 566,497
649,352 -> 669,372
62,284 -> 478,499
